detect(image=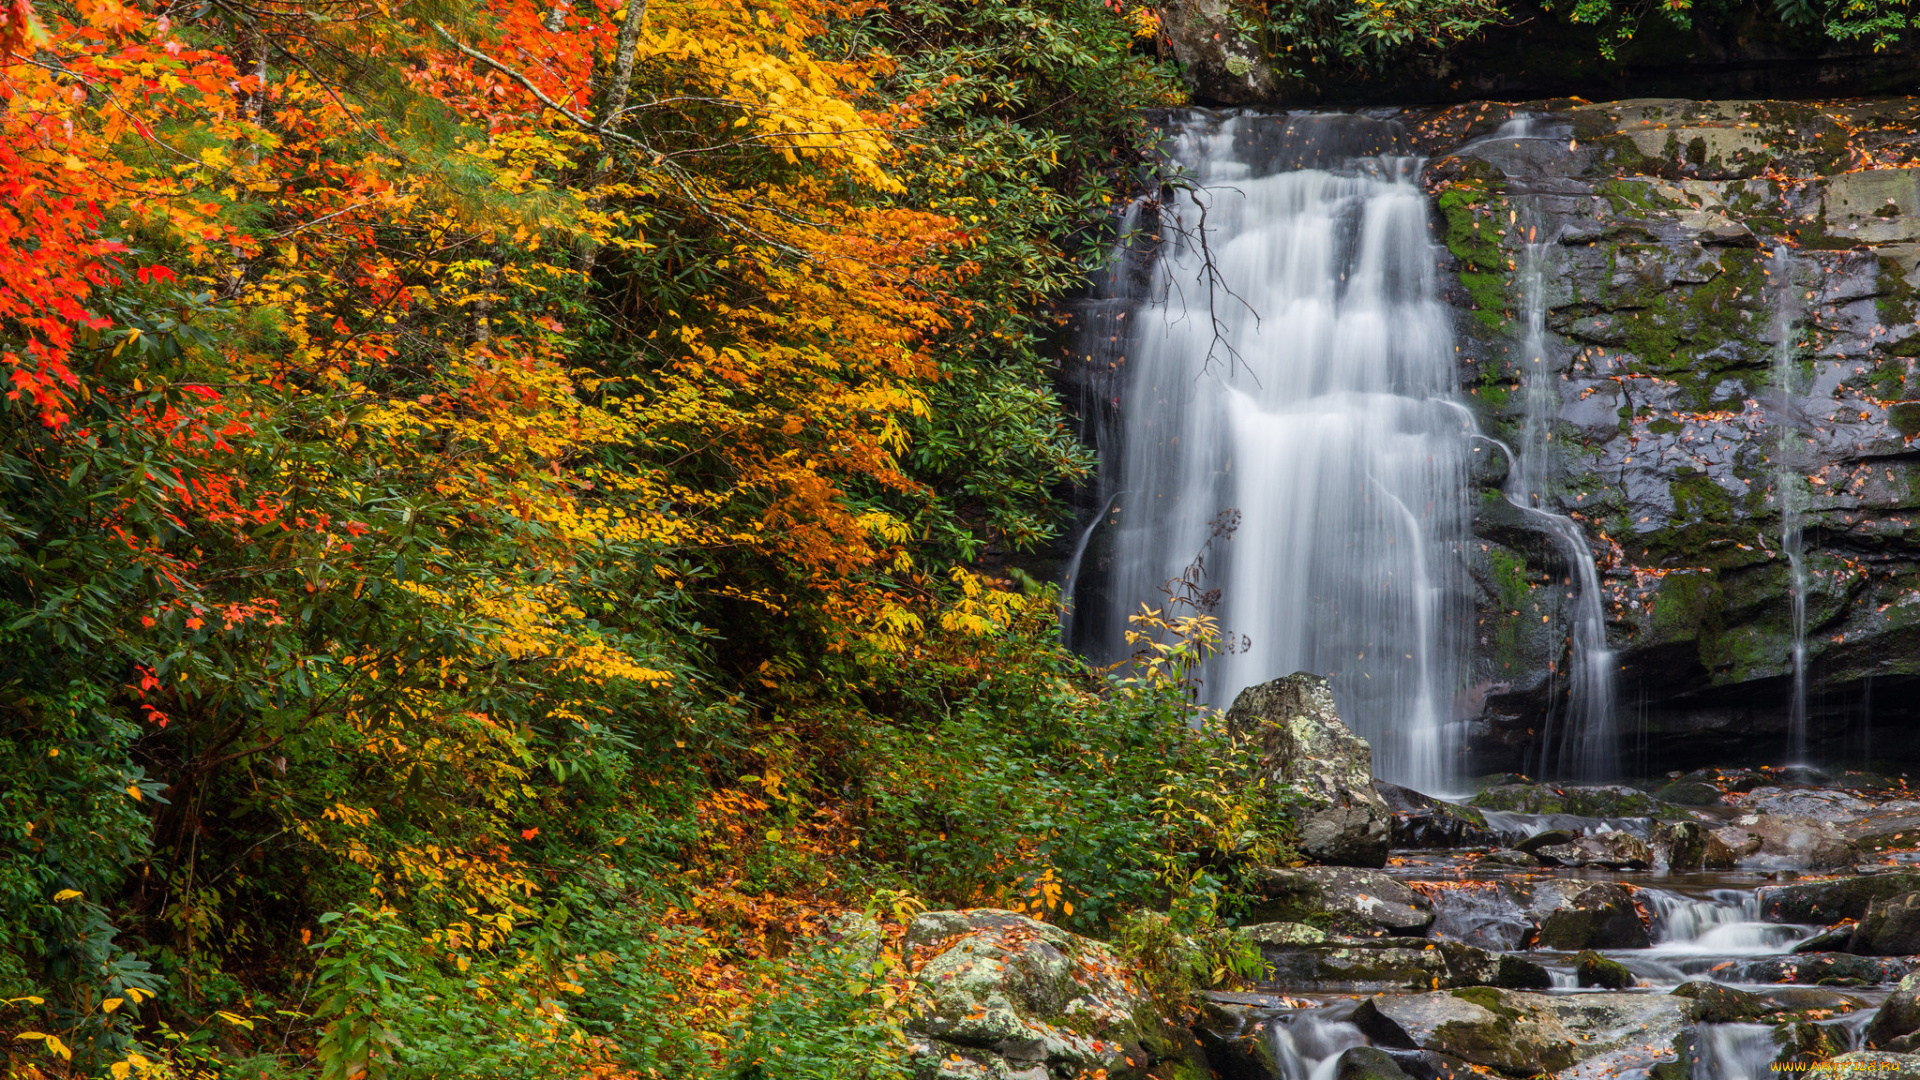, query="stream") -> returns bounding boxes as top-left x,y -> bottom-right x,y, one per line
1214,800 -> 1907,1080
